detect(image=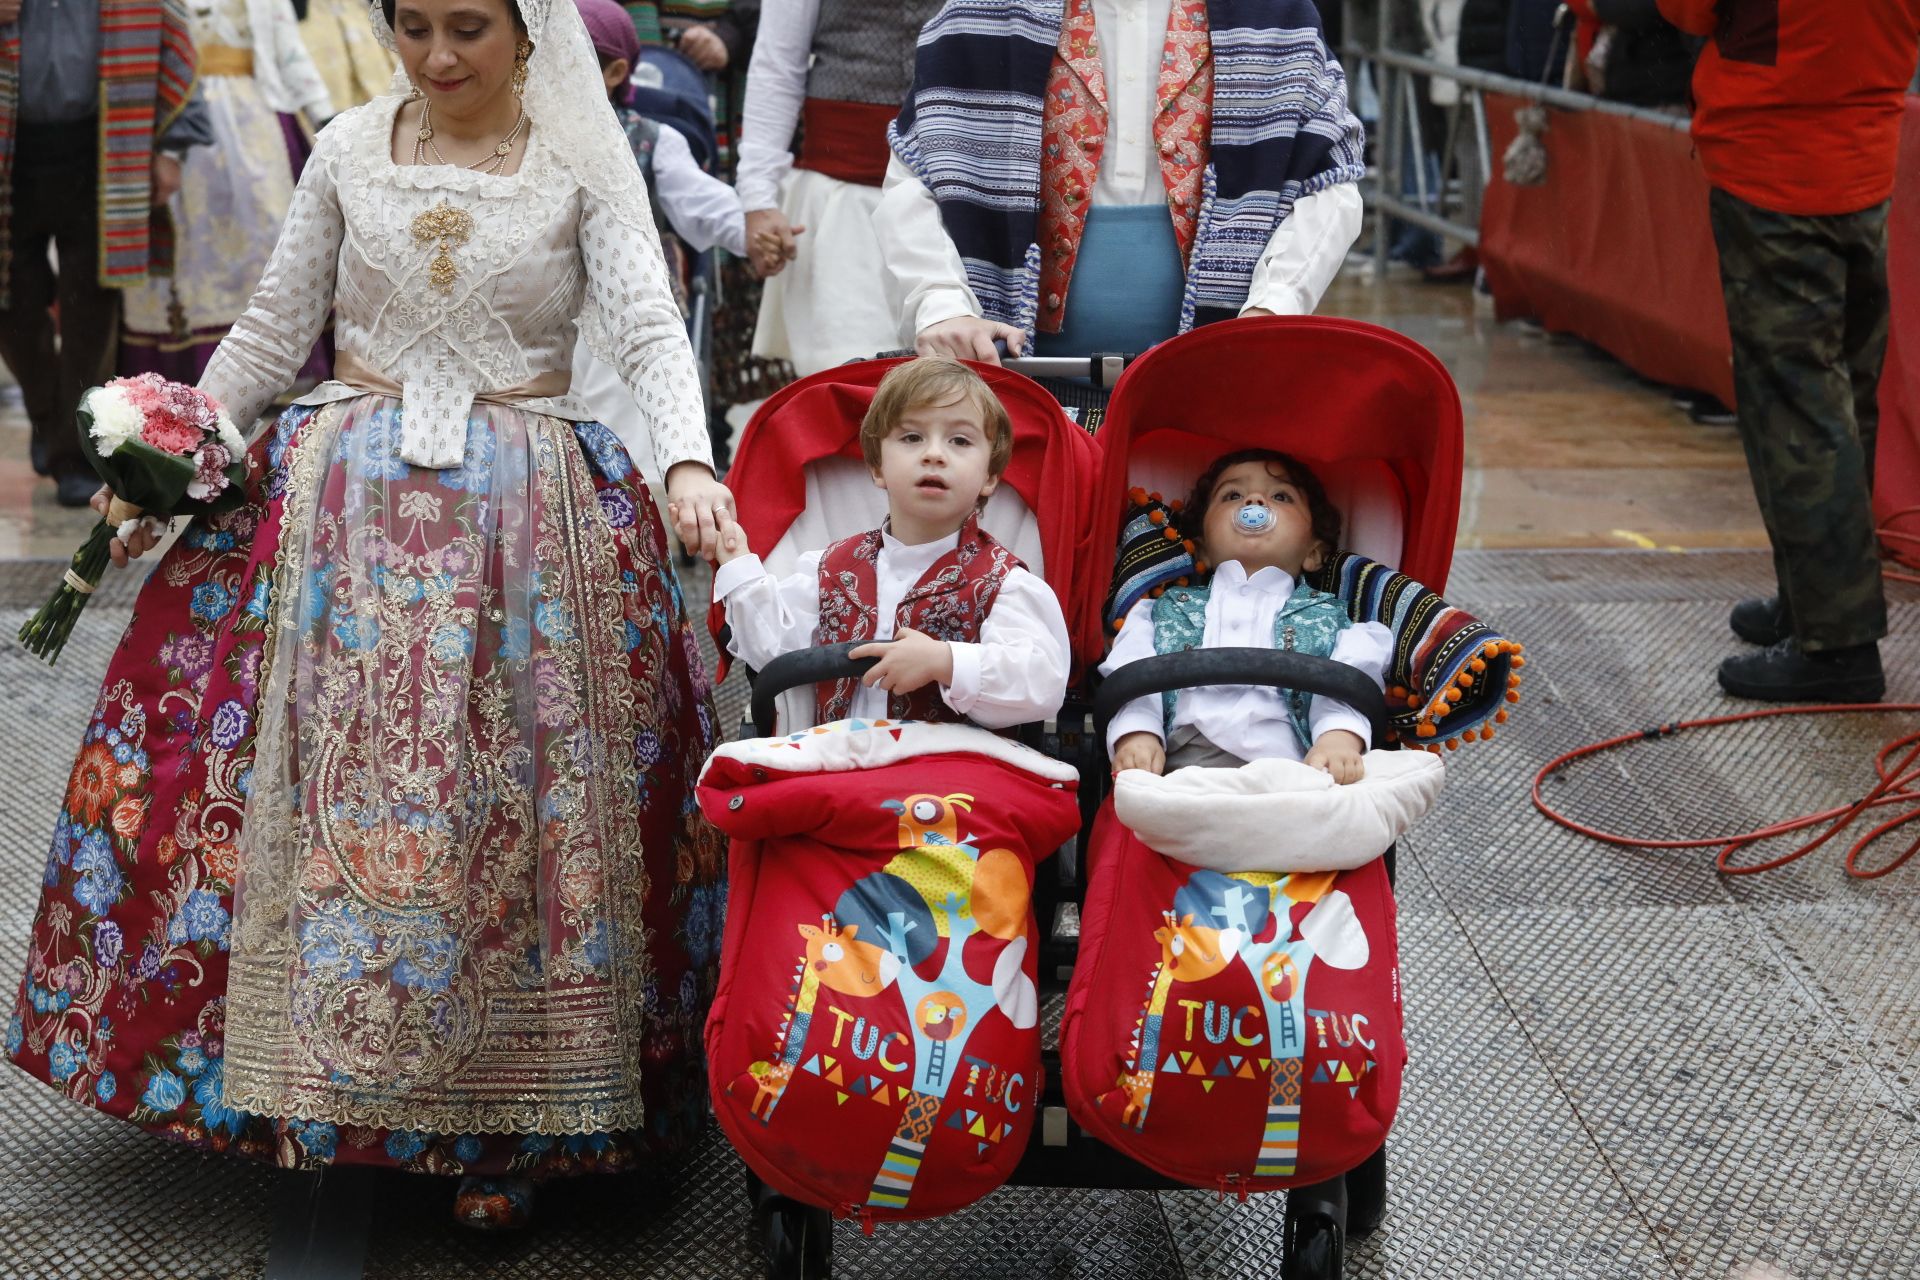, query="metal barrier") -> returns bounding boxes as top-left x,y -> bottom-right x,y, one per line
1339,0 -> 1691,277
